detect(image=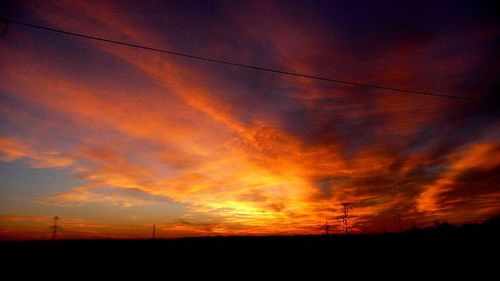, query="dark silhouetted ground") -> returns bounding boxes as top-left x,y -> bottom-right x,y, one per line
1,217 -> 498,274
